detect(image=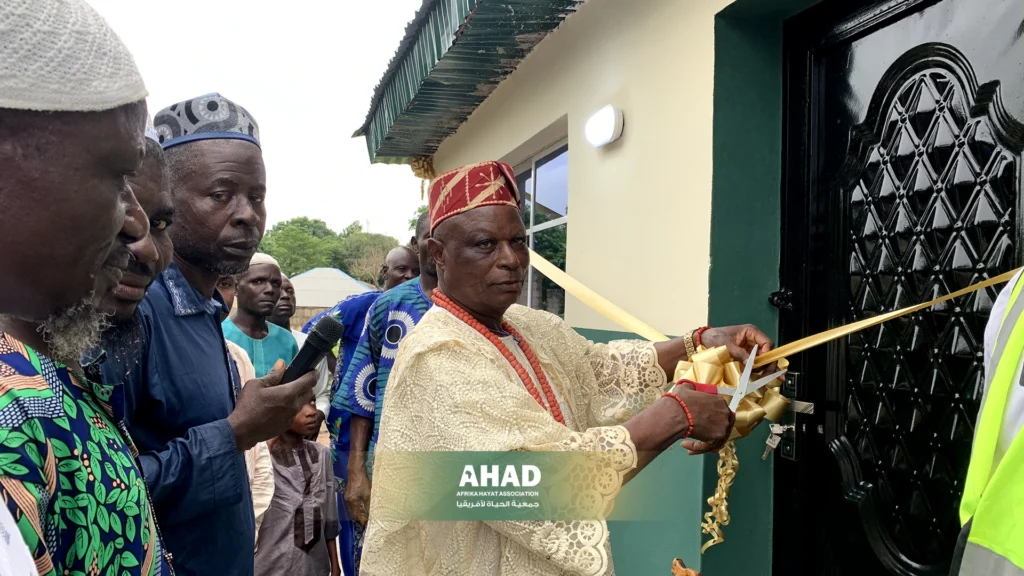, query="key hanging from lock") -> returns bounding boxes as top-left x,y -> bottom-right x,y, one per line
762,423 -> 794,460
